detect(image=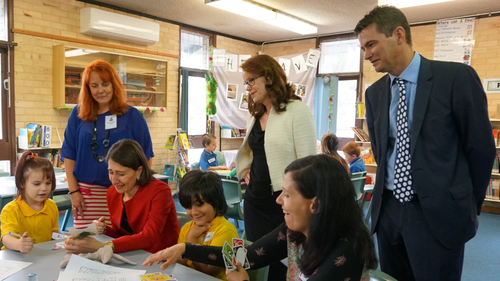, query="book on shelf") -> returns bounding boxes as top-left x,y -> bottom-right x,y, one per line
26,123 -> 40,148
164,134 -> 177,150
351,127 -> 369,142
41,125 -> 52,148
494,129 -> 499,147
178,133 -> 190,150
177,165 -> 190,180
493,154 -> 500,173
487,179 -> 500,200
163,164 -> 177,181
231,128 -> 240,137
177,150 -> 189,166
360,147 -> 375,164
